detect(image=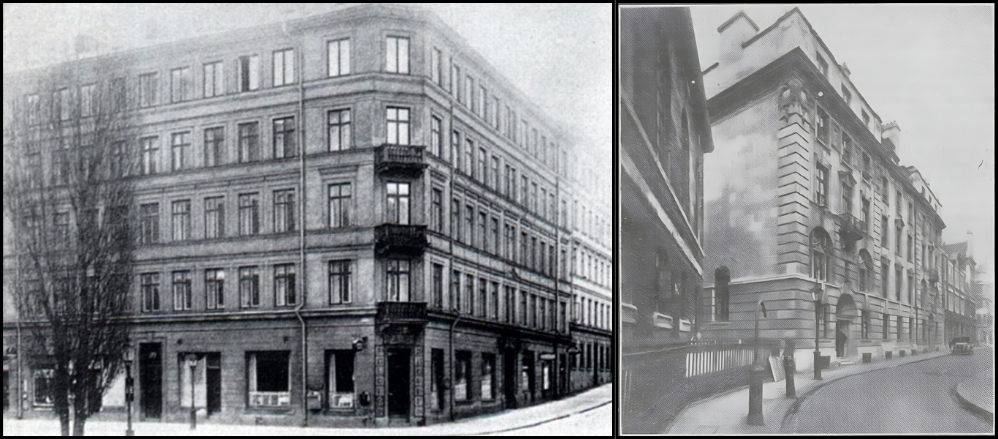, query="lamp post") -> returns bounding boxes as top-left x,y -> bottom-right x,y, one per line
186,354 -> 198,430
125,350 -> 135,437
811,284 -> 825,380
